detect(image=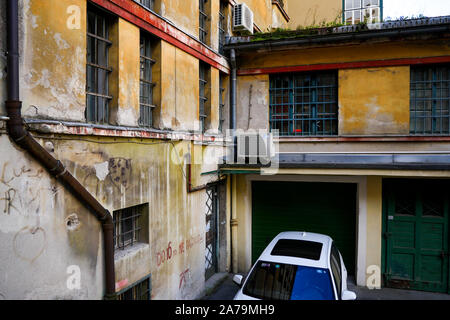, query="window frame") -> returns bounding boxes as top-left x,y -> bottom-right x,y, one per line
199,0 -> 209,44
199,62 -> 208,133
219,73 -> 226,133
117,274 -> 151,300
218,1 -> 226,55
343,0 -> 382,25
113,205 -> 144,250
269,71 -> 339,137
135,0 -> 155,11
86,5 -> 113,124
139,31 -> 157,128
410,64 -> 450,136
